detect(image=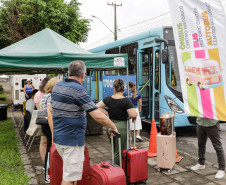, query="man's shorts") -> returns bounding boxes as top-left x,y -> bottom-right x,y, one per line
55,144 -> 85,182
